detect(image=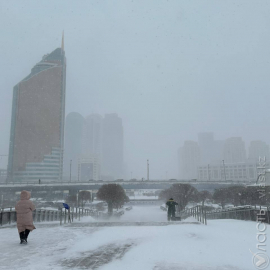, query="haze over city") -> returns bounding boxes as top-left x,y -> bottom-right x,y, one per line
1,2 -> 270,270
1,0 -> 270,180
